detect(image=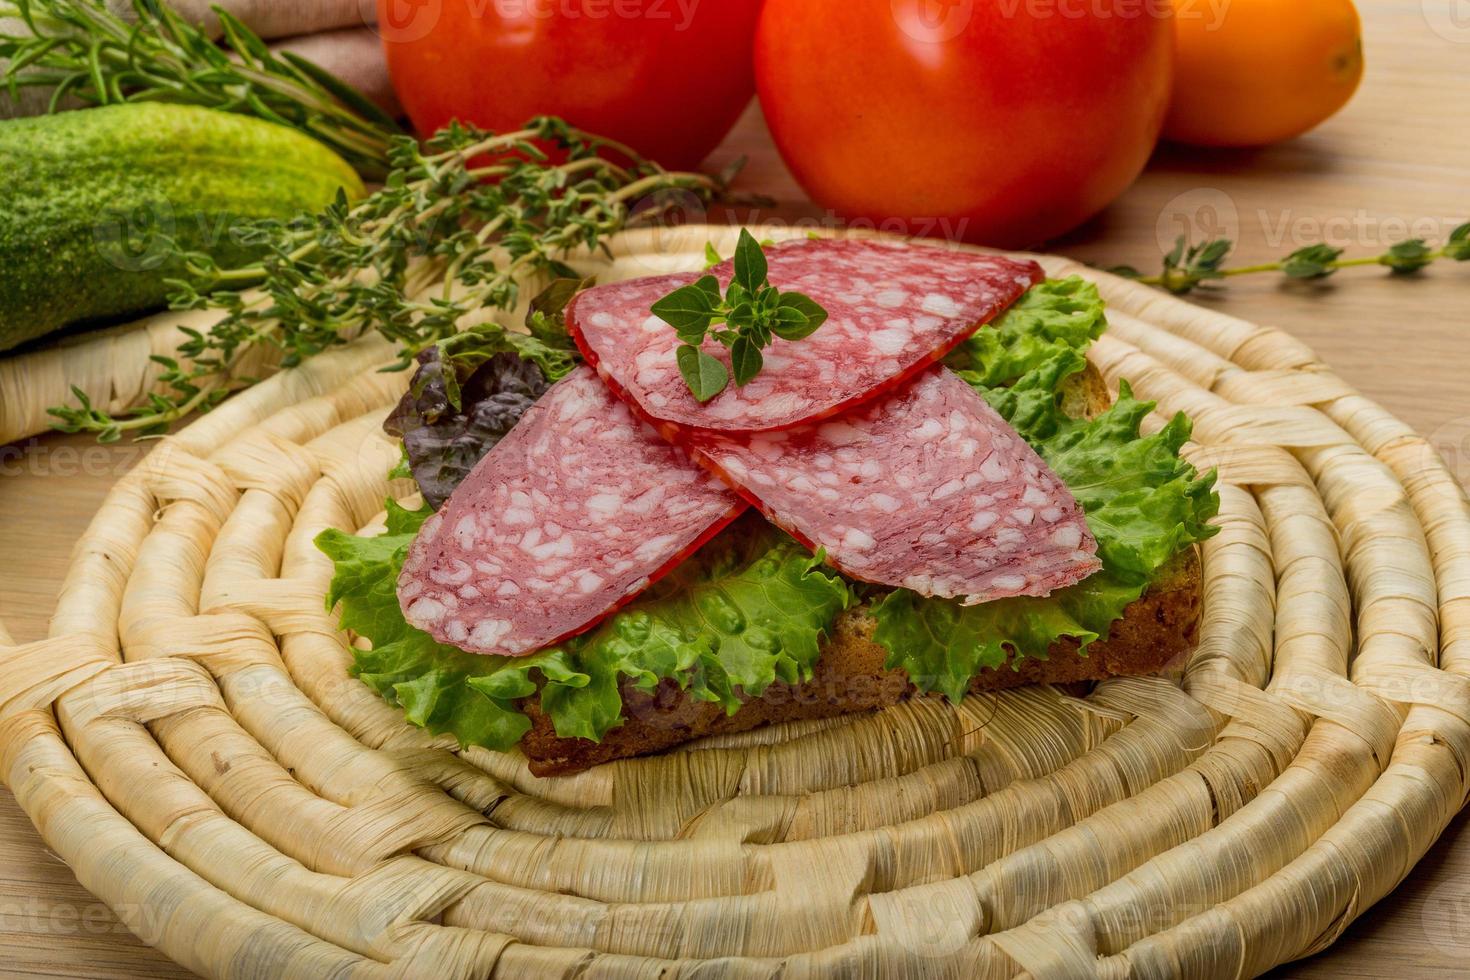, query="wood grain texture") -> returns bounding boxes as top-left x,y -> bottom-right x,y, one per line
0,1 -> 1465,975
